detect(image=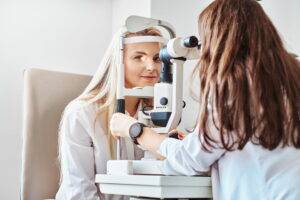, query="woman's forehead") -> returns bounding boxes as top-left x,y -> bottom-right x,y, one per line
125,42 -> 161,54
